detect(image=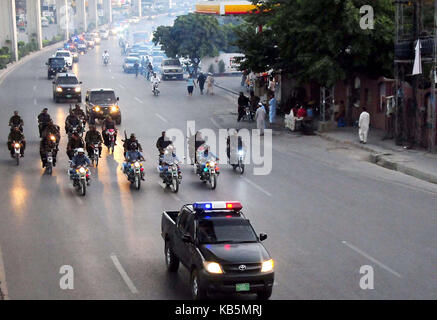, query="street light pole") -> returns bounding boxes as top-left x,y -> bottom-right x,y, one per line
431,0 -> 437,152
